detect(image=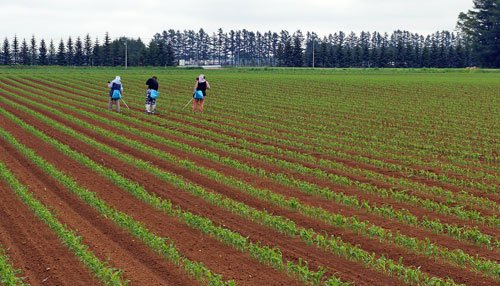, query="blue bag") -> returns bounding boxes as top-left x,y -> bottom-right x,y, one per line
150,89 -> 159,99
111,89 -> 121,99
111,83 -> 122,99
193,90 -> 204,99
